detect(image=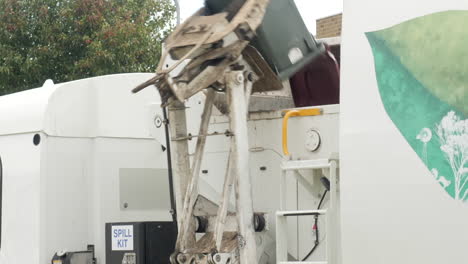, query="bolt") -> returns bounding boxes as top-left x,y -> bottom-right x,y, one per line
154,115 -> 163,128
236,73 -> 244,84
237,235 -> 246,249
178,254 -> 187,263
249,6 -> 258,16
247,72 -> 255,82
215,254 -> 221,262
123,202 -> 128,209
226,54 -> 237,62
